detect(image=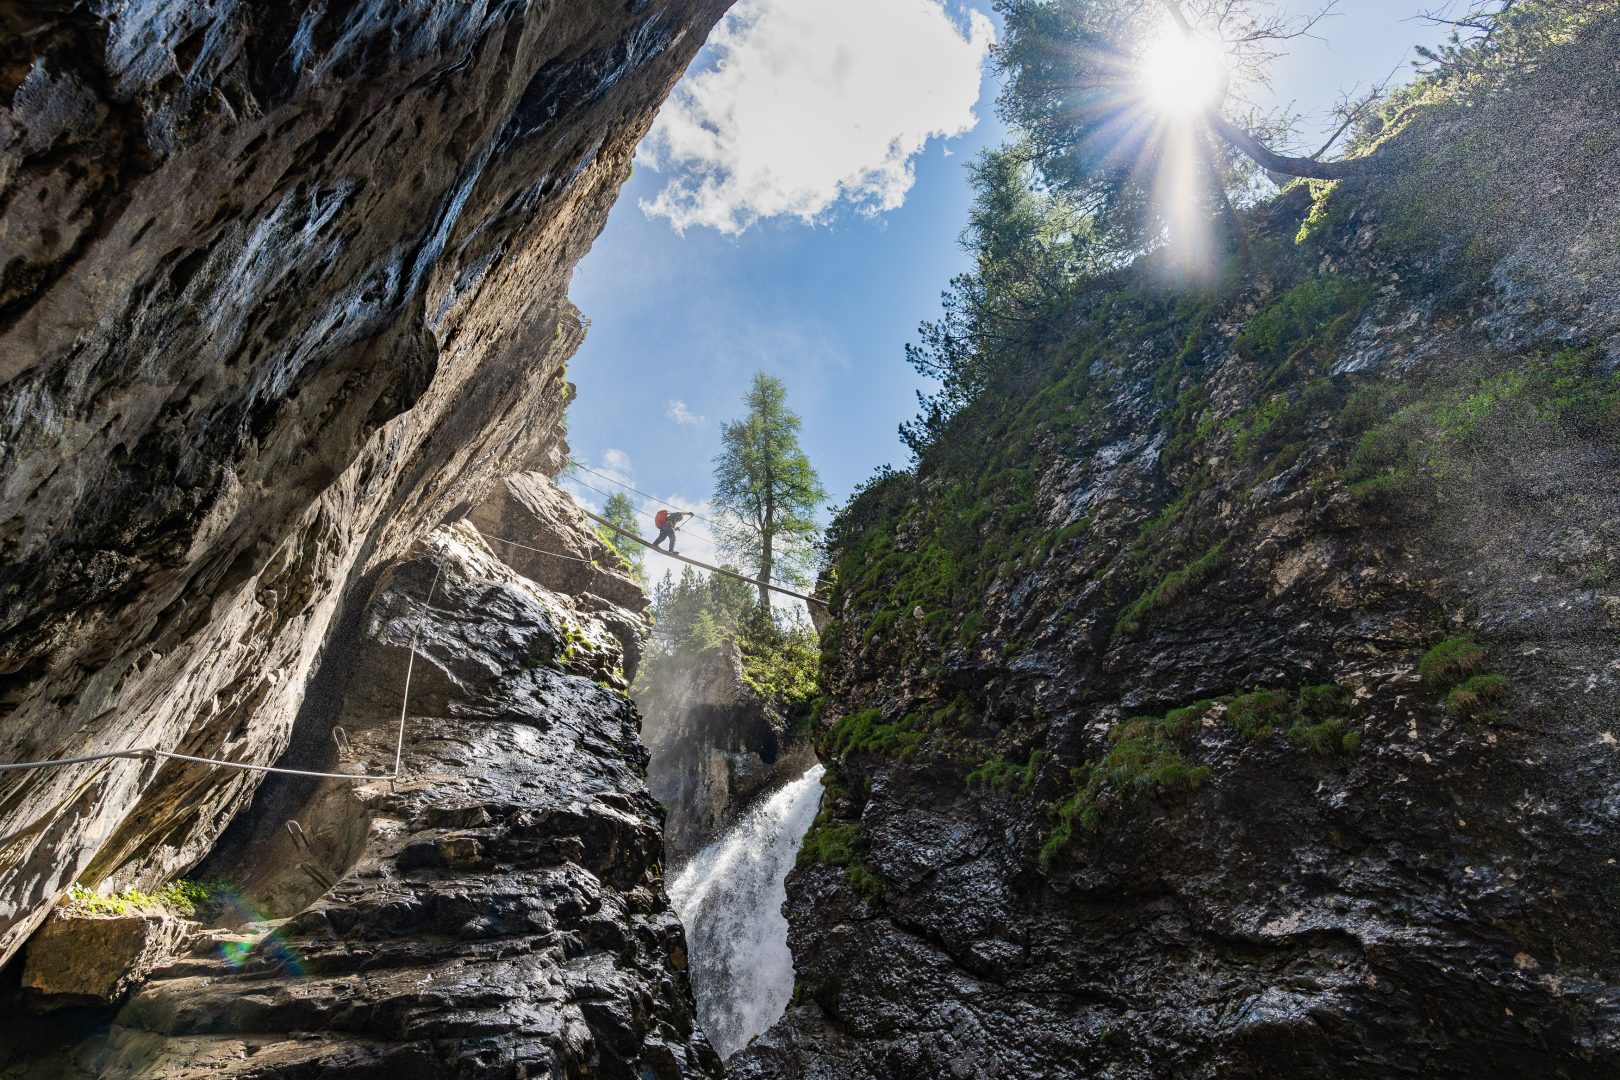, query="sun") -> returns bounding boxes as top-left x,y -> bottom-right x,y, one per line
1139,28 -> 1228,120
